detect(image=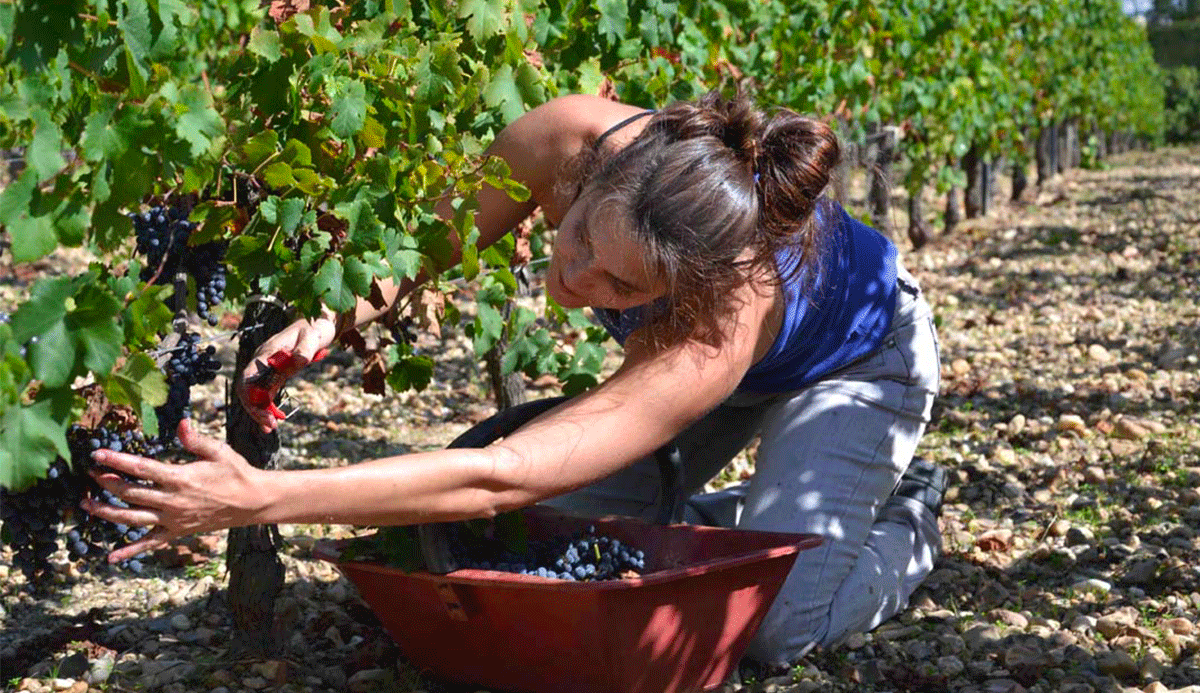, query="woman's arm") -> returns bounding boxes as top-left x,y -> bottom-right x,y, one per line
264,284 -> 772,525
240,94 -> 649,432
88,271 -> 775,562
